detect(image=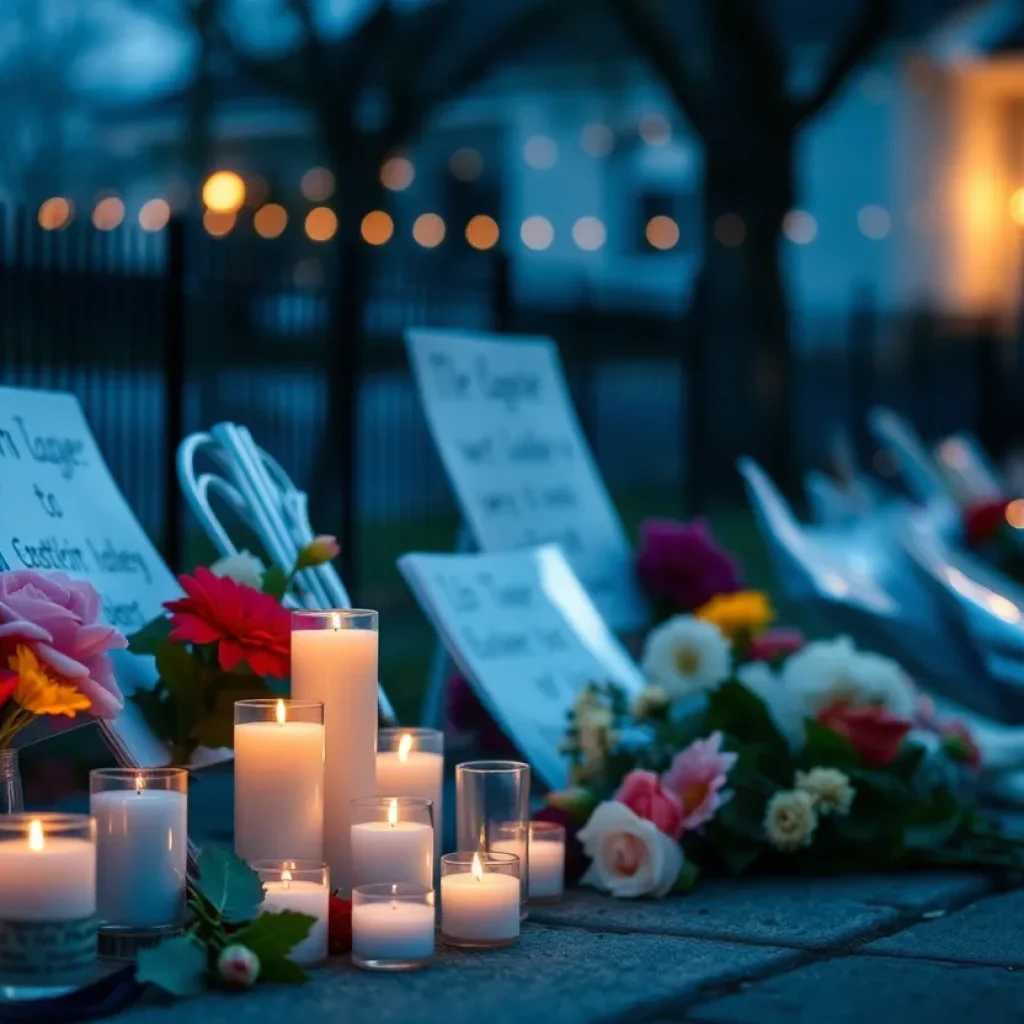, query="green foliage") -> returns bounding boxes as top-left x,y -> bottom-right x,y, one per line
260,564 -> 290,601
232,912 -> 315,983
127,616 -> 173,656
195,846 -> 266,924
136,936 -> 207,998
